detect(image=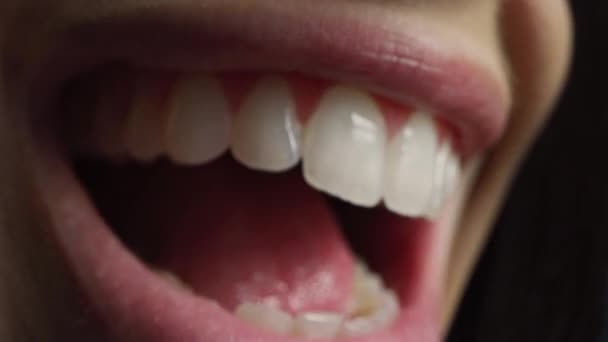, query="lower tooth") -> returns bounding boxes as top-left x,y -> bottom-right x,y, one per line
154,269 -> 191,291
235,302 -> 294,336
294,312 -> 344,339
234,262 -> 399,338
342,291 -> 399,337
349,263 -> 384,317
